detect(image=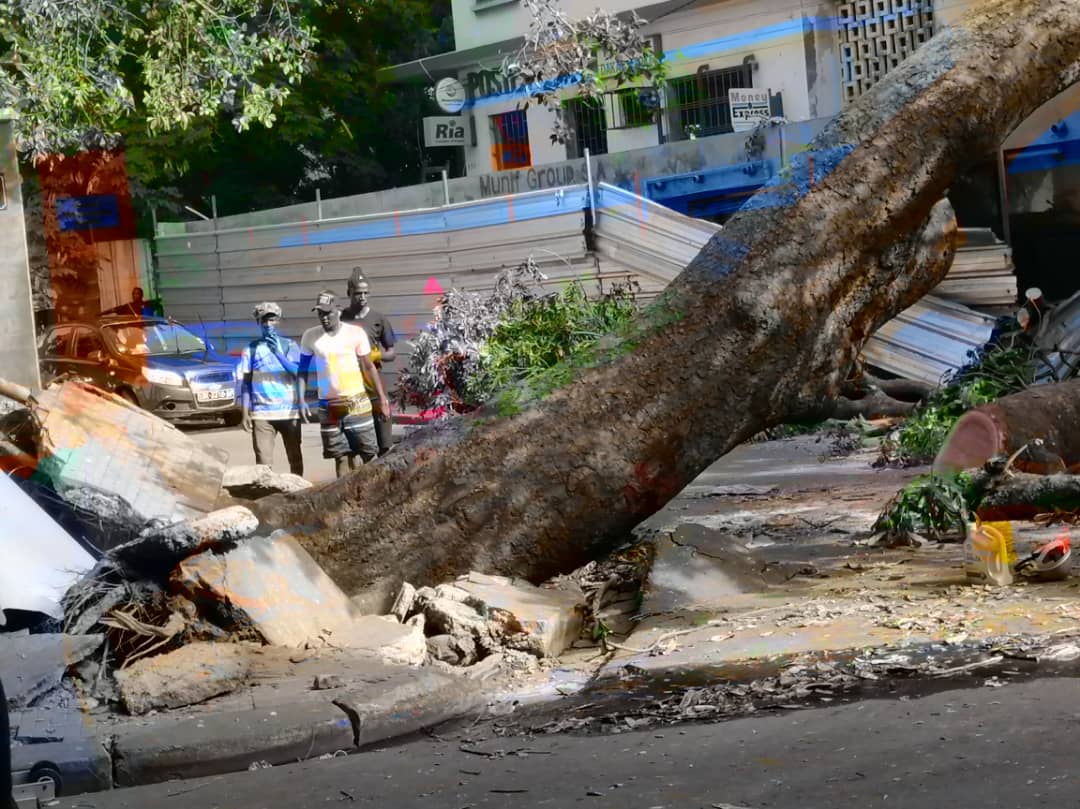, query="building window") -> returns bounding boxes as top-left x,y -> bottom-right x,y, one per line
838,0 -> 935,104
490,109 -> 531,171
667,65 -> 753,140
564,97 -> 608,159
614,89 -> 656,129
